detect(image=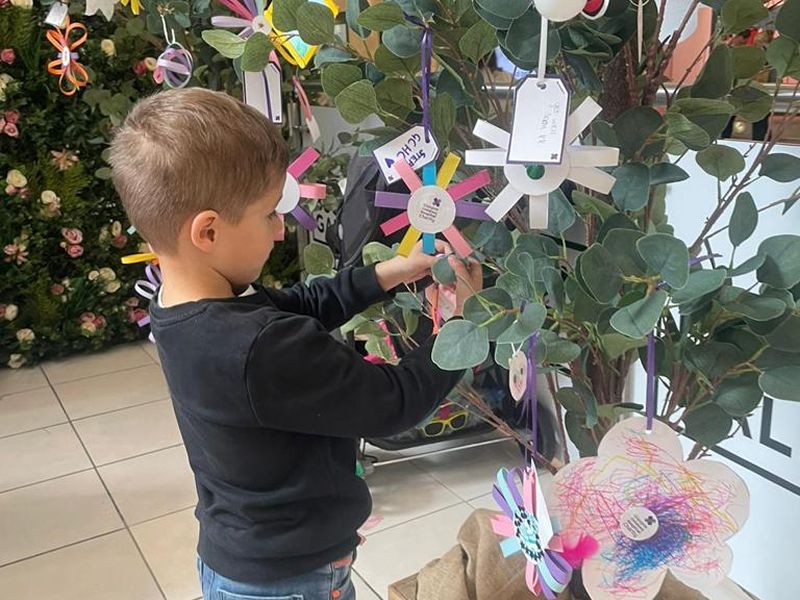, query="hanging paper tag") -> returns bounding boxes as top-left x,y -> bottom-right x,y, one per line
509,350 -> 528,403
46,2 -> 69,27
507,77 -> 570,165
373,126 -> 439,184
266,63 -> 283,124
